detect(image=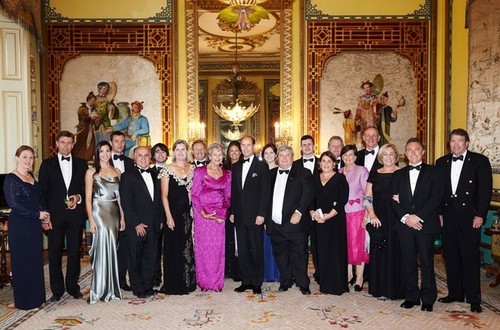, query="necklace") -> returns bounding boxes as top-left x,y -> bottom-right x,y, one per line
15,168 -> 31,180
